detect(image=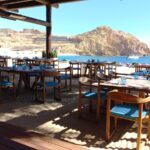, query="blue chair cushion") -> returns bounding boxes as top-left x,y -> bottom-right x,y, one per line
83,90 -> 107,100
0,81 -> 13,87
111,104 -> 149,120
45,81 -> 59,87
83,91 -> 97,99
59,74 -> 70,80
